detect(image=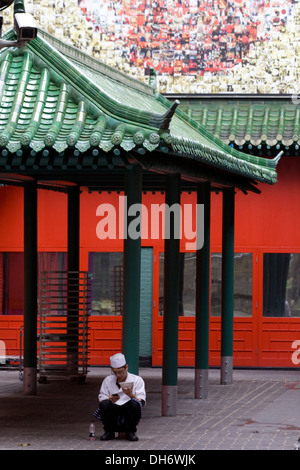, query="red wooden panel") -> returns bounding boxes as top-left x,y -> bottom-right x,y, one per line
88,317 -> 122,365
259,318 -> 300,367
152,316 -> 257,367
